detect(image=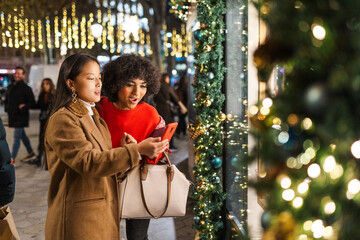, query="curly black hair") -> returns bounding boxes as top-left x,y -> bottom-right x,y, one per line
101,54 -> 161,103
